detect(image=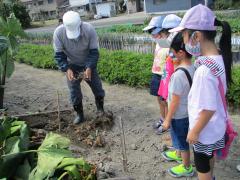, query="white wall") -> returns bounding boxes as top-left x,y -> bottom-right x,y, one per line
96,2 -> 115,17
70,0 -> 89,7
